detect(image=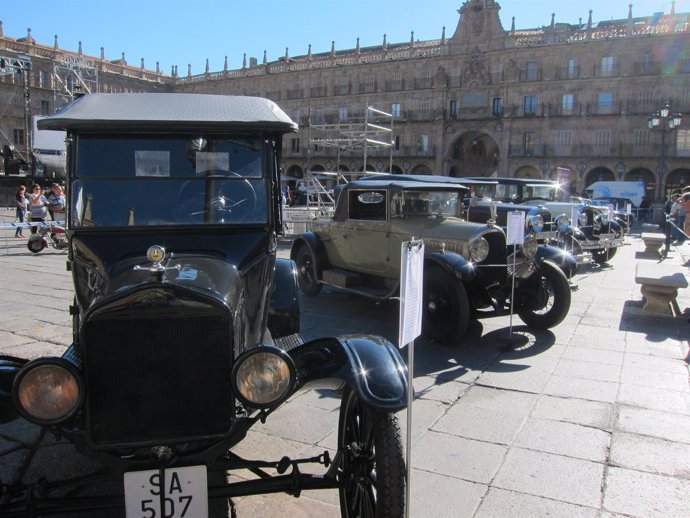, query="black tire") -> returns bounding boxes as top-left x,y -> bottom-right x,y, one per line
591,246 -> 617,264
294,243 -> 322,296
337,387 -> 405,518
517,260 -> 571,329
27,237 -> 46,254
422,268 -> 470,345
